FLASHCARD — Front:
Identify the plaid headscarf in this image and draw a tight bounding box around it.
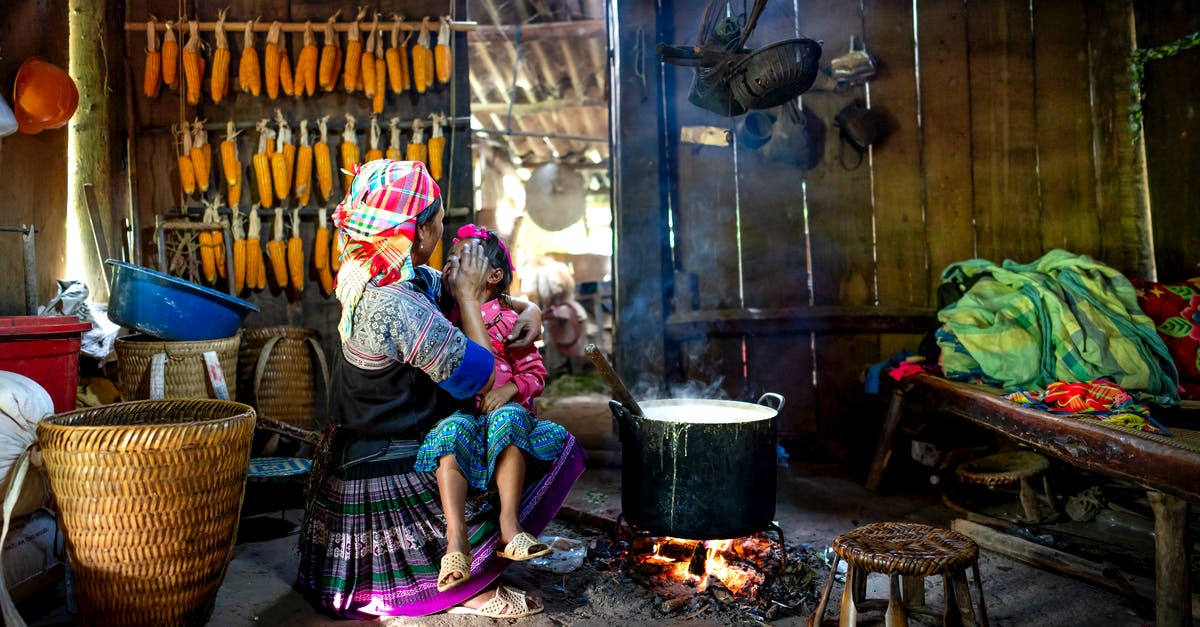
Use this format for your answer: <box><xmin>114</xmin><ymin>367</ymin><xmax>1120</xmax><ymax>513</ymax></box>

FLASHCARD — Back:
<box><xmin>331</xmin><ymin>159</ymin><xmax>441</xmax><ymax>342</ymax></box>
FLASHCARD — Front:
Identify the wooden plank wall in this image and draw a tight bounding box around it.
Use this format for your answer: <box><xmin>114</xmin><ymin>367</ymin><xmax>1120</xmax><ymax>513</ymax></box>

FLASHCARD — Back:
<box><xmin>0</xmin><ymin>0</ymin><xmax>71</xmax><ymax>315</ymax></box>
<box><xmin>124</xmin><ymin>0</ymin><xmax>471</xmax><ymax>360</ymax></box>
<box><xmin>644</xmin><ymin>0</ymin><xmax>1150</xmax><ymax>457</ymax></box>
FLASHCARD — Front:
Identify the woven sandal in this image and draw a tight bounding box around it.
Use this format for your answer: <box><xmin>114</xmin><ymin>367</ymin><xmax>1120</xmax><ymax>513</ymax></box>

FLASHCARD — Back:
<box><xmin>446</xmin><ymin>585</ymin><xmax>544</xmax><ymax>618</ymax></box>
<box><xmin>495</xmin><ymin>531</ymin><xmax>553</xmax><ymax>561</ymax></box>
<box><xmin>437</xmin><ymin>551</ymin><xmax>472</xmax><ymax>592</ymax></box>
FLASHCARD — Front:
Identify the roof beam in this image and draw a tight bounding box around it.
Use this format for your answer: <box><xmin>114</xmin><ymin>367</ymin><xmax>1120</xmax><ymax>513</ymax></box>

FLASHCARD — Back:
<box><xmin>470</xmin><ymin>19</ymin><xmax>604</xmax><ymax>43</ymax></box>
<box><xmin>471</xmin><ymin>97</ymin><xmax>606</xmax><ymax>115</ymax></box>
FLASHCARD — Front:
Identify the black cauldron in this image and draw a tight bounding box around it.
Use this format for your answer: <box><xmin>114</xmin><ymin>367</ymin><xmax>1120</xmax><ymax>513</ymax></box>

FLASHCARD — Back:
<box><xmin>609</xmin><ymin>393</ymin><xmax>784</xmax><ymax>540</ymax></box>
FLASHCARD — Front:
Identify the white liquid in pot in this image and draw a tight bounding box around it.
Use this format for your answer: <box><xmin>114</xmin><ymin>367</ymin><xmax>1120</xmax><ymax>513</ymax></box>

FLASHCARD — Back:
<box><xmin>638</xmin><ymin>400</ymin><xmax>775</xmax><ymax>424</ymax></box>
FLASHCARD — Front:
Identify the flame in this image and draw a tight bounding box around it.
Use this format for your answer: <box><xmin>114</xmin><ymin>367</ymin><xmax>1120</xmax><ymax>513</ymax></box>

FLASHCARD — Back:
<box><xmin>636</xmin><ymin>536</ymin><xmax>766</xmax><ymax>596</ymax></box>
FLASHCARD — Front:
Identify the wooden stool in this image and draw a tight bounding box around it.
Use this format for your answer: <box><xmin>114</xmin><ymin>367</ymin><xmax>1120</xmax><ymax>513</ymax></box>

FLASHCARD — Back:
<box><xmin>812</xmin><ymin>522</ymin><xmax>989</xmax><ymax>627</ymax></box>
<box><xmin>955</xmin><ymin>451</ymin><xmax>1054</xmax><ymax>523</ymax></box>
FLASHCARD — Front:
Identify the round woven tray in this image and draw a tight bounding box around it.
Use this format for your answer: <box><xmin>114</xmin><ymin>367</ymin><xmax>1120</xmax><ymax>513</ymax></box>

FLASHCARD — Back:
<box><xmin>237</xmin><ymin>326</ymin><xmax>328</xmax><ymax>430</ymax></box>
<box><xmin>115</xmin><ymin>333</ymin><xmax>241</xmax><ymax>401</ymax></box>
<box><xmin>36</xmin><ymin>399</ymin><xmax>256</xmax><ymax>626</ymax></box>
<box><xmin>956</xmin><ymin>450</ymin><xmax>1050</xmax><ymax>488</ymax></box>
<box><xmin>833</xmin><ymin>522</ymin><xmax>978</xmax><ymax>577</ymax></box>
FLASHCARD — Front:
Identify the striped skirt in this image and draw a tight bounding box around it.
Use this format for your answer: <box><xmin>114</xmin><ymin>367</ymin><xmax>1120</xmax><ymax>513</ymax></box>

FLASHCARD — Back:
<box><xmin>296</xmin><ymin>427</ymin><xmax>586</xmax><ymax>618</ymax></box>
<box><xmin>413</xmin><ymin>404</ymin><xmax>571</xmax><ymax>489</ymax></box>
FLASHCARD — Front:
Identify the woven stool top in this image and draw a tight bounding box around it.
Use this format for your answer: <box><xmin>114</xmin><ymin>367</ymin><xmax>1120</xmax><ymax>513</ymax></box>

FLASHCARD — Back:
<box><xmin>833</xmin><ymin>522</ymin><xmax>978</xmax><ymax>576</ymax></box>
<box><xmin>956</xmin><ymin>450</ymin><xmax>1049</xmax><ymax>488</ymax></box>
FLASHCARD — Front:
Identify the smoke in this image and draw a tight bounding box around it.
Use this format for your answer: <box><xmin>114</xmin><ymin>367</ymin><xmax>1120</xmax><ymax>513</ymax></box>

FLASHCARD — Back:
<box><xmin>631</xmin><ymin>376</ymin><xmax>729</xmax><ymax>402</ymax></box>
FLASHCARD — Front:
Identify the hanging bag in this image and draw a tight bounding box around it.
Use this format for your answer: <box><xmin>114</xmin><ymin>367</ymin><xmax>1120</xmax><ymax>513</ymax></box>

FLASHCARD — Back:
<box><xmin>834</xmin><ymin>100</ymin><xmax>888</xmax><ymax>169</ymax></box>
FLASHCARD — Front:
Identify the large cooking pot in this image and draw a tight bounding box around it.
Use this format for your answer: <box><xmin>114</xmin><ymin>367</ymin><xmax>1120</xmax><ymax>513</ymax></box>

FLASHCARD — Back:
<box><xmin>609</xmin><ymin>393</ymin><xmax>784</xmax><ymax>540</ymax></box>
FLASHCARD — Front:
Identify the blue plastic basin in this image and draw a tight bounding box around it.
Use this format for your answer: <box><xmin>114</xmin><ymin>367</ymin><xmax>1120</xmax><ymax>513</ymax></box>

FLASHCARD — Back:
<box><xmin>106</xmin><ymin>259</ymin><xmax>259</xmax><ymax>341</ymax></box>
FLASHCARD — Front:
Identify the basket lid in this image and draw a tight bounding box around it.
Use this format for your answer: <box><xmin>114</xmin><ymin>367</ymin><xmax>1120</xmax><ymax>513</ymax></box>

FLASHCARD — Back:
<box><xmin>0</xmin><ymin>315</ymin><xmax>92</xmax><ymax>337</ymax></box>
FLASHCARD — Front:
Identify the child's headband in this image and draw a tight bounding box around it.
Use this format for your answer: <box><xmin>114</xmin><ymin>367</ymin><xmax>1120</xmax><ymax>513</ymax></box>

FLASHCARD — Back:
<box><xmin>454</xmin><ymin>224</ymin><xmax>515</xmax><ymax>271</ymax></box>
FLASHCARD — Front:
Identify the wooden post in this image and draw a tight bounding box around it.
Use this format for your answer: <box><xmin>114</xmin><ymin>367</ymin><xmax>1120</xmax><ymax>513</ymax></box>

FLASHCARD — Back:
<box><xmin>867</xmin><ymin>388</ymin><xmax>906</xmax><ymax>491</ymax></box>
<box><xmin>1148</xmin><ymin>491</ymin><xmax>1191</xmax><ymax>627</ymax></box>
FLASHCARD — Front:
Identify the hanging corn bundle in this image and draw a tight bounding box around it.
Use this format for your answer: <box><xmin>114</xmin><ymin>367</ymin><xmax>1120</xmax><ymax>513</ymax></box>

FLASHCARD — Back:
<box><xmin>272</xmin><ymin>110</ymin><xmax>295</xmax><ymax>201</ymax></box>
<box><xmin>315</xmin><ymin>116</ymin><xmax>334</xmax><ymax>203</ymax></box>
<box><xmin>247</xmin><ymin>205</ymin><xmax>266</xmax><ymax>290</ymax></box>
<box><xmin>407</xmin><ymin>118</ymin><xmax>427</xmax><ymax>167</ymax></box>
<box><xmin>221</xmin><ymin>121</ymin><xmax>242</xmax><ymax>206</ymax></box>
<box><xmin>298</xmin><ymin>21</ymin><xmax>318</xmax><ymax>97</ymax></box>
<box><xmin>210</xmin><ymin>10</ymin><xmax>231</xmax><ymax>103</ymax></box>
<box><xmin>386</xmin><ymin>117</ymin><xmax>403</xmax><ymax>160</ymax></box>
<box><xmin>319</xmin><ymin>11</ymin><xmax>342</xmax><ymax>92</ymax></box>
<box><xmin>143</xmin><ymin>17</ymin><xmax>162</xmax><ymax>98</ymax></box>
<box><xmin>361</xmin><ymin>13</ymin><xmax>380</xmax><ymax>100</ymax></box>
<box><xmin>365</xmin><ymin>115</ymin><xmax>384</xmax><ymax>163</ymax></box>
<box><xmin>239</xmin><ymin>18</ymin><xmax>261</xmax><ymax>96</ymax></box>
<box><xmin>343</xmin><ymin>7</ymin><xmax>367</xmax><ymax>92</ymax></box>
<box><xmin>198</xmin><ymin>201</ymin><xmax>219</xmax><ymax>283</ymax></box>
<box><xmin>294</xmin><ymin>120</ymin><xmax>314</xmax><ymax>206</ymax></box>
<box><xmin>267</xmin><ymin>208</ymin><xmax>289</xmax><ymax>288</ymax></box>
<box><xmin>387</xmin><ymin>16</ymin><xmax>410</xmax><ymax>94</ymax></box>
<box><xmin>288</xmin><ymin>209</ymin><xmax>305</xmax><ymax>292</ymax></box>
<box><xmin>253</xmin><ymin>120</ymin><xmax>276</xmax><ymax>209</ymax></box>
<box><xmin>340</xmin><ymin>113</ymin><xmax>361</xmax><ymax>192</ymax></box>
<box><xmin>427</xmin><ymin>113</ymin><xmax>446</xmax><ymax>180</ymax></box>
<box><xmin>190</xmin><ymin>120</ymin><xmax>211</xmax><ymax>193</ymax></box>
<box><xmin>279</xmin><ymin>35</ymin><xmax>296</xmax><ymax>97</ymax></box>
<box><xmin>435</xmin><ymin>16</ymin><xmax>453</xmax><ymax>85</ymax></box>
<box><xmin>316</xmin><ymin>208</ymin><xmax>335</xmax><ymax>296</ymax></box>
<box><xmin>411</xmin><ymin>18</ymin><xmax>432</xmax><ymax>94</ymax></box>
<box><xmin>176</xmin><ymin>123</ymin><xmax>196</xmax><ymax>196</ymax></box>
<box><xmin>231</xmin><ymin>206</ymin><xmax>246</xmax><ymax>293</ymax></box>
<box><xmin>264</xmin><ymin>21</ymin><xmax>283</xmax><ymax>100</ymax></box>
<box><xmin>162</xmin><ymin>21</ymin><xmax>179</xmax><ymax>89</ymax></box>
<box><xmin>372</xmin><ymin>34</ymin><xmax>387</xmax><ymax>114</ymax></box>
<box><xmin>181</xmin><ymin>21</ymin><xmax>203</xmax><ymax>105</ymax></box>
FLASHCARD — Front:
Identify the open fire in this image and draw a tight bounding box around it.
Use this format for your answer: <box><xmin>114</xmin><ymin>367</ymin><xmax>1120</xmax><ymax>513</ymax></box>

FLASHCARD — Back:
<box><xmin>630</xmin><ymin>535</ymin><xmax>772</xmax><ymax>598</ymax></box>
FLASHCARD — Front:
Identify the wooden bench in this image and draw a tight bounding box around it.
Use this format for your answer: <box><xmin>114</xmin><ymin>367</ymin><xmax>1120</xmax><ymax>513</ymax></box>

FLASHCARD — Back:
<box><xmin>867</xmin><ymin>373</ymin><xmax>1200</xmax><ymax>627</ymax></box>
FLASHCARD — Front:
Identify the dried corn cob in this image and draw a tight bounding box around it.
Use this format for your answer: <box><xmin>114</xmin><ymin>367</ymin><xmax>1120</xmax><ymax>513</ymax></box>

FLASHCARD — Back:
<box><xmin>264</xmin><ymin>21</ymin><xmax>282</xmax><ymax>99</ymax></box>
<box><xmin>365</xmin><ymin>115</ymin><xmax>383</xmax><ymax>162</ymax></box>
<box><xmin>318</xmin><ymin>263</ymin><xmax>335</xmax><ymax>296</ymax></box>
<box><xmin>177</xmin><ymin>124</ymin><xmax>196</xmax><ymax>196</ymax></box>
<box><xmin>315</xmin><ymin>116</ymin><xmax>334</xmax><ymax>202</ymax></box>
<box><xmin>216</xmin><ymin>214</ymin><xmax>228</xmax><ymax>279</ymax></box>
<box><xmin>162</xmin><ymin>21</ymin><xmax>179</xmax><ymax>89</ymax></box>
<box><xmin>331</xmin><ymin>229</ymin><xmax>343</xmax><ymax>271</ymax></box>
<box><xmin>341</xmin><ymin>114</ymin><xmax>360</xmax><ymax>191</ymax></box>
<box><xmin>267</xmin><ymin>208</ymin><xmax>289</xmax><ymax>288</ymax></box>
<box><xmin>361</xmin><ymin>13</ymin><xmax>380</xmax><ymax>99</ymax></box>
<box><xmin>279</xmin><ymin>37</ymin><xmax>295</xmax><ymax>97</ymax></box>
<box><xmin>190</xmin><ymin>120</ymin><xmax>211</xmax><ymax>192</ymax></box>
<box><xmin>221</xmin><ymin>121</ymin><xmax>241</xmax><ymax>187</ymax></box>
<box><xmin>314</xmin><ymin>208</ymin><xmax>330</xmax><ymax>270</ymax></box>
<box><xmin>427</xmin><ymin>113</ymin><xmax>445</xmax><ymax>180</ymax></box>
<box><xmin>386</xmin><ymin>16</ymin><xmax>409</xmax><ymax>94</ymax></box>
<box><xmin>143</xmin><ymin>17</ymin><xmax>162</xmax><ymax>98</ymax></box>
<box><xmin>182</xmin><ymin>21</ymin><xmax>202</xmax><ymax>105</ymax></box>
<box><xmin>386</xmin><ymin>117</ymin><xmax>403</xmax><ymax>160</ymax></box>
<box><xmin>198</xmin><ymin>203</ymin><xmax>218</xmax><ymax>283</ymax></box>
<box><xmin>272</xmin><ymin>110</ymin><xmax>294</xmax><ymax>200</ymax></box>
<box><xmin>372</xmin><ymin>35</ymin><xmax>387</xmax><ymax>114</ymax></box>
<box><xmin>407</xmin><ymin>119</ymin><xmax>427</xmax><ymax>167</ymax></box>
<box><xmin>435</xmin><ymin>16</ymin><xmax>452</xmax><ymax>84</ymax></box>
<box><xmin>231</xmin><ymin>207</ymin><xmax>246</xmax><ymax>293</ymax></box>
<box><xmin>211</xmin><ymin>10</ymin><xmax>231</xmax><ymax>103</ymax></box>
<box><xmin>288</xmin><ymin>209</ymin><xmax>305</xmax><ymax>293</ymax></box>
<box><xmin>295</xmin><ymin>120</ymin><xmax>313</xmax><ymax>206</ymax></box>
<box><xmin>343</xmin><ymin>8</ymin><xmax>367</xmax><ymax>92</ymax></box>
<box><xmin>412</xmin><ymin>18</ymin><xmax>431</xmax><ymax>93</ymax></box>
<box><xmin>247</xmin><ymin>205</ymin><xmax>264</xmax><ymax>289</ymax></box>
<box><xmin>239</xmin><ymin>18</ymin><xmax>261</xmax><ymax>96</ymax></box>
<box><xmin>253</xmin><ymin>121</ymin><xmax>275</xmax><ymax>208</ymax></box>
<box><xmin>319</xmin><ymin>11</ymin><xmax>342</xmax><ymax>92</ymax></box>
<box><xmin>298</xmin><ymin>21</ymin><xmax>318</xmax><ymax>96</ymax></box>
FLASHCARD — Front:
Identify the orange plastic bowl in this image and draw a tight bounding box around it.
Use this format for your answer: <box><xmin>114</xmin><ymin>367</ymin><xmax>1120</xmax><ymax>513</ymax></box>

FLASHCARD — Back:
<box><xmin>13</xmin><ymin>58</ymin><xmax>78</xmax><ymax>134</ymax></box>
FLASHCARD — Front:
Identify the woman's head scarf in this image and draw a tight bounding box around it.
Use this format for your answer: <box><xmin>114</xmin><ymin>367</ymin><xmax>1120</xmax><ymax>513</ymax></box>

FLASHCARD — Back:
<box><xmin>331</xmin><ymin>159</ymin><xmax>441</xmax><ymax>342</ymax></box>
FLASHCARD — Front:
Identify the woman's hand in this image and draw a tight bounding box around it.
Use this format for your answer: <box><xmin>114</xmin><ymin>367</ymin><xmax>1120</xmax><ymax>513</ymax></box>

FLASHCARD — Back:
<box><xmin>480</xmin><ymin>383</ymin><xmax>518</xmax><ymax>413</ymax></box>
<box><xmin>447</xmin><ymin>240</ymin><xmax>488</xmax><ymax>304</ymax></box>
<box><xmin>507</xmin><ymin>301</ymin><xmax>543</xmax><ymax>348</ymax></box>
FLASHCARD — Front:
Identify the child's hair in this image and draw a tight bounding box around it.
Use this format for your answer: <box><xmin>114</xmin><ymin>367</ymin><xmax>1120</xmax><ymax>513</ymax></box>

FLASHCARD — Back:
<box><xmin>455</xmin><ymin>224</ymin><xmax>514</xmax><ymax>301</ymax></box>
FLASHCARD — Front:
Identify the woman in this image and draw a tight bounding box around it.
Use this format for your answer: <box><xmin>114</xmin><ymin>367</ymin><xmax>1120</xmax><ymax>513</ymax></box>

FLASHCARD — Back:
<box><xmin>297</xmin><ymin>160</ymin><xmax>586</xmax><ymax>619</ymax></box>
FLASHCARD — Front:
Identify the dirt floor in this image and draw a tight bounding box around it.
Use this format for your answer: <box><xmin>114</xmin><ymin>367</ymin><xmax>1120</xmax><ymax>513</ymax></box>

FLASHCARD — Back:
<box><xmin>17</xmin><ymin>393</ymin><xmax>1163</xmax><ymax>626</ymax></box>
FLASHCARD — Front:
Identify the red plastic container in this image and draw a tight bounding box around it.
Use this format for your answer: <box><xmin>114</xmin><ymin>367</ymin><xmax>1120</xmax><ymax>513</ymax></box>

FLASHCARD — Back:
<box><xmin>0</xmin><ymin>316</ymin><xmax>92</xmax><ymax>413</ymax></box>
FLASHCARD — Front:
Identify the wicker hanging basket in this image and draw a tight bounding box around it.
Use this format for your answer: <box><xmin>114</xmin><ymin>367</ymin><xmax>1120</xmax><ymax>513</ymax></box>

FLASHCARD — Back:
<box><xmin>115</xmin><ymin>333</ymin><xmax>241</xmax><ymax>401</ymax></box>
<box><xmin>36</xmin><ymin>399</ymin><xmax>256</xmax><ymax>626</ymax></box>
<box><xmin>236</xmin><ymin>326</ymin><xmax>329</xmax><ymax>430</ymax></box>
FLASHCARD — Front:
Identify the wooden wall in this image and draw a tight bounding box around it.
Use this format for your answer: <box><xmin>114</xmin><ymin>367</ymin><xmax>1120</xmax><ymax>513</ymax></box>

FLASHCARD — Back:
<box><xmin>0</xmin><ymin>0</ymin><xmax>71</xmax><ymax>315</ymax></box>
<box><xmin>124</xmin><ymin>0</ymin><xmax>472</xmax><ymax>360</ymax></box>
<box><xmin>613</xmin><ymin>0</ymin><xmax>1155</xmax><ymax>460</ymax></box>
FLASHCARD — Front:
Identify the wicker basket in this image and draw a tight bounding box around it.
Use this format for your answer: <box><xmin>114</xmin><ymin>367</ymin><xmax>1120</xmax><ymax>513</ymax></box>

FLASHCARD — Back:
<box><xmin>36</xmin><ymin>399</ymin><xmax>256</xmax><ymax>626</ymax></box>
<box><xmin>116</xmin><ymin>333</ymin><xmax>241</xmax><ymax>401</ymax></box>
<box><xmin>237</xmin><ymin>326</ymin><xmax>328</xmax><ymax>429</ymax></box>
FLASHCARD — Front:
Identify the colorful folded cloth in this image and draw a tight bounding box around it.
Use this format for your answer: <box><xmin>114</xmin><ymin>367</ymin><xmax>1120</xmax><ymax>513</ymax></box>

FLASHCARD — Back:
<box><xmin>1005</xmin><ymin>379</ymin><xmax>1170</xmax><ymax>435</ymax></box>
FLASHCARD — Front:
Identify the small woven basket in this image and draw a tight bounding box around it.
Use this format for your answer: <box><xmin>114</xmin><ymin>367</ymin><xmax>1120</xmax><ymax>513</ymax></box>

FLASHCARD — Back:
<box><xmin>115</xmin><ymin>333</ymin><xmax>241</xmax><ymax>401</ymax></box>
<box><xmin>36</xmin><ymin>399</ymin><xmax>256</xmax><ymax>626</ymax></box>
<box><xmin>237</xmin><ymin>326</ymin><xmax>328</xmax><ymax>430</ymax></box>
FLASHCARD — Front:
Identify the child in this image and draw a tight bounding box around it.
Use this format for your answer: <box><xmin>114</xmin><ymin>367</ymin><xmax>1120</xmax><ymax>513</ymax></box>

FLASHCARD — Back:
<box><xmin>414</xmin><ymin>224</ymin><xmax>569</xmax><ymax>593</ymax></box>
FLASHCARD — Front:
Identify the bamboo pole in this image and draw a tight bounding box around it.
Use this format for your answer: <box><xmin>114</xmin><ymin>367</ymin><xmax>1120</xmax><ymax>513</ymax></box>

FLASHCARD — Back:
<box><xmin>125</xmin><ymin>20</ymin><xmax>476</xmax><ymax>33</ymax></box>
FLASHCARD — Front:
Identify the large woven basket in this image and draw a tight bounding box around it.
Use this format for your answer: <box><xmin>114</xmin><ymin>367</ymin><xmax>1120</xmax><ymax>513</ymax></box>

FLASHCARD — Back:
<box><xmin>236</xmin><ymin>326</ymin><xmax>328</xmax><ymax>429</ymax></box>
<box><xmin>116</xmin><ymin>333</ymin><xmax>241</xmax><ymax>401</ymax></box>
<box><xmin>36</xmin><ymin>399</ymin><xmax>255</xmax><ymax>626</ymax></box>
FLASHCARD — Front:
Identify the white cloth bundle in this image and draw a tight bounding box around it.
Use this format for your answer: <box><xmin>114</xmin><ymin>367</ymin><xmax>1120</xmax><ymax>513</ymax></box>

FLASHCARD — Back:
<box><xmin>0</xmin><ymin>372</ymin><xmax>51</xmax><ymax>485</ymax></box>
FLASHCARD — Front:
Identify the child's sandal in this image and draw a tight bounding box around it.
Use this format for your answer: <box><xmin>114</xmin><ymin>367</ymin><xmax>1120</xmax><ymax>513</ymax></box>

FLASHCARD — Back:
<box><xmin>437</xmin><ymin>551</ymin><xmax>472</xmax><ymax>592</ymax></box>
